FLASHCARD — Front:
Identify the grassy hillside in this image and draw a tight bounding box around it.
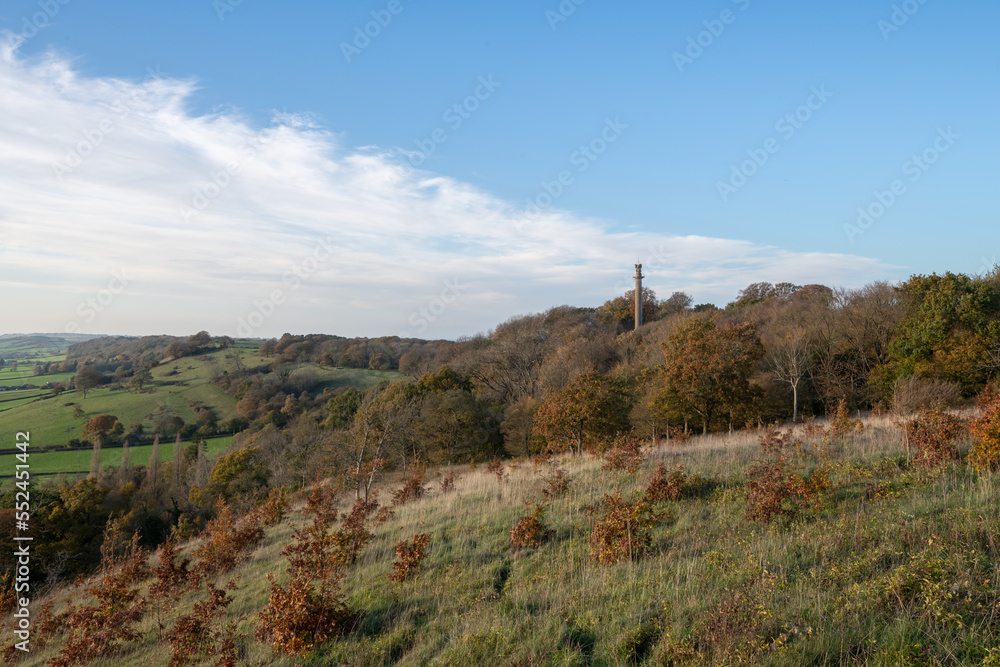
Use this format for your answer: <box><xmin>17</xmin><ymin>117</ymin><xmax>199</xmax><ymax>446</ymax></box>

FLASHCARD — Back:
<box><xmin>12</xmin><ymin>415</ymin><xmax>1000</xmax><ymax>666</ymax></box>
<box><xmin>0</xmin><ymin>333</ymin><xmax>101</xmax><ymax>359</ymax></box>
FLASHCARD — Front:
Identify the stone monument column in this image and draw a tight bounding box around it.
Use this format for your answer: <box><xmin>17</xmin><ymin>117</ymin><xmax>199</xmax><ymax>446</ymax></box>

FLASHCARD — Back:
<box><xmin>634</xmin><ymin>264</ymin><xmax>643</xmax><ymax>329</ymax></box>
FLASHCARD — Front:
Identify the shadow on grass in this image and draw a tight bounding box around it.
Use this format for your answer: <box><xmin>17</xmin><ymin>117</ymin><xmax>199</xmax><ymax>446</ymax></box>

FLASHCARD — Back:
<box><xmin>561</xmin><ymin>623</ymin><xmax>597</xmax><ymax>665</ymax></box>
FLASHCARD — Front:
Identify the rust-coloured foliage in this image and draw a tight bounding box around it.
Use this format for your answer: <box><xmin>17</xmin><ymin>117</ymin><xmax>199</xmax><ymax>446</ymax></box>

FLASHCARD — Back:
<box><xmin>34</xmin><ymin>599</ymin><xmax>69</xmax><ymax>648</ymax></box>
<box><xmin>374</xmin><ymin>505</ymin><xmax>395</xmax><ymax>525</ymax></box>
<box><xmin>166</xmin><ymin>581</ymin><xmax>238</xmax><ymax>667</ymax></box>
<box><xmin>969</xmin><ymin>386</ymin><xmax>1000</xmax><ymax>471</ymax></box>
<box><xmin>899</xmin><ymin>409</ymin><xmax>966</xmax><ymax>468</ymax></box>
<box><xmin>1</xmin><ymin>598</ymin><xmax>68</xmax><ymax>662</ymax></box>
<box><xmin>540</xmin><ymin>467</ymin><xmax>572</xmax><ymax>500</ymax></box>
<box><xmin>668</xmin><ymin>425</ymin><xmax>691</xmax><ymax>443</ymax></box>
<box><xmin>331</xmin><ymin>497</ymin><xmax>377</xmax><ymax>567</ymax></box>
<box><xmin>587</xmin><ymin>492</ymin><xmax>664</xmax><ymax>565</ymax></box>
<box><xmin>644</xmin><ymin>462</ymin><xmax>689</xmax><ymax>503</ymax></box>
<box><xmin>192</xmin><ymin>502</ymin><xmax>265</xmax><ymax>577</ymax></box>
<box><xmin>150</xmin><ymin>539</ymin><xmax>197</xmax><ymax>604</ymax></box>
<box><xmin>510</xmin><ymin>504</ymin><xmax>553</xmax><ymax>552</ymax></box>
<box><xmin>388</xmin><ymin>533</ymin><xmax>431</xmax><ymax>582</ymax></box>
<box><xmin>532</xmin><ymin>371</ymin><xmax>632</xmax><ymax>456</ymax></box>
<box><xmin>799</xmin><ymin>419</ymin><xmax>824</xmax><ymax>440</ymax></box>
<box><xmin>487</xmin><ymin>457</ymin><xmax>507</xmax><ymax>483</ymax></box>
<box><xmin>49</xmin><ymin>525</ymin><xmax>149</xmax><ymax>667</ymax></box>
<box><xmin>531</xmin><ymin>450</ymin><xmax>553</xmax><ymax>466</ymax></box>
<box><xmin>439</xmin><ymin>470</ymin><xmax>457</xmax><ymax>493</ymax></box>
<box><xmin>391</xmin><ymin>465</ymin><xmax>428</xmax><ymax>506</ymax></box>
<box><xmin>828</xmin><ymin>398</ymin><xmax>864</xmax><ymax>439</ymax></box>
<box><xmin>745</xmin><ymin>428</ymin><xmax>828</xmax><ymax>524</ymax></box>
<box><xmin>256</xmin><ymin>485</ymin><xmax>355</xmax><ymax>656</ymax></box>
<box><xmin>257</xmin><ymin>571</ymin><xmax>352</xmax><ymax>656</ymax></box>
<box><xmin>256</xmin><ymin>486</ymin><xmax>290</xmax><ymax>526</ymax></box>
<box><xmin>602</xmin><ymin>435</ymin><xmax>644</xmax><ymax>473</ymax></box>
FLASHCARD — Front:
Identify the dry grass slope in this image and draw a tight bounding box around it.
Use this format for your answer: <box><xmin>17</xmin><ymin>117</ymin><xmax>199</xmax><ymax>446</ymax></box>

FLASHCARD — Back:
<box><xmin>7</xmin><ymin>412</ymin><xmax>1000</xmax><ymax>666</ymax></box>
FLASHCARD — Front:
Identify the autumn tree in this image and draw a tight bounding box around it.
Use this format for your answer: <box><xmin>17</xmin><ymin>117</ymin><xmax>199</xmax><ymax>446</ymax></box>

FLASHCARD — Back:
<box><xmin>257</xmin><ymin>485</ymin><xmax>354</xmax><ymax>655</ymax></box>
<box><xmin>501</xmin><ymin>397</ymin><xmax>544</xmax><ymax>457</ymax></box>
<box><xmin>767</xmin><ymin>329</ymin><xmax>812</xmax><ymax>421</ymax></box>
<box><xmin>597</xmin><ymin>288</ymin><xmax>660</xmax><ymax>330</ymax></box>
<box><xmin>323</xmin><ymin>387</ymin><xmax>362</xmax><ymax>430</ymax></box>
<box><xmin>130</xmin><ymin>367</ymin><xmax>152</xmax><ymax>391</ymax></box>
<box><xmin>89</xmin><ymin>437</ymin><xmax>104</xmax><ymax>481</ymax></box>
<box><xmin>144</xmin><ymin>436</ymin><xmax>163</xmax><ymax>501</ymax></box>
<box><xmin>727</xmin><ymin>281</ymin><xmax>802</xmax><ymax>311</ymax></box>
<box><xmin>656</xmin><ymin>316</ymin><xmax>764</xmax><ymax>434</ymax></box>
<box><xmin>335</xmin><ymin>384</ymin><xmax>416</xmax><ymax>502</ymax></box>
<box><xmin>413</xmin><ymin>389</ymin><xmax>500</xmax><ymax>465</ymax></box>
<box><xmin>193</xmin><ymin>445</ymin><xmax>269</xmax><ymax>507</ymax></box>
<box><xmin>532</xmin><ymin>370</ymin><xmax>632</xmax><ymax>455</ymax></box>
<box><xmin>465</xmin><ymin>314</ymin><xmax>551</xmax><ymax>404</ymax></box>
<box><xmin>189</xmin><ymin>330</ymin><xmax>213</xmax><ymax>349</ymax></box>
<box><xmin>75</xmin><ymin>363</ymin><xmax>103</xmax><ymax>398</ymax></box>
<box><xmin>659</xmin><ymin>291</ymin><xmax>693</xmax><ymax>319</ymax></box>
<box><xmin>82</xmin><ymin>414</ymin><xmax>119</xmax><ymax>441</ymax></box>
<box><xmin>882</xmin><ymin>272</ymin><xmax>1000</xmax><ymax>396</ymax></box>
<box><xmin>170</xmin><ymin>434</ymin><xmax>187</xmax><ymax>502</ymax></box>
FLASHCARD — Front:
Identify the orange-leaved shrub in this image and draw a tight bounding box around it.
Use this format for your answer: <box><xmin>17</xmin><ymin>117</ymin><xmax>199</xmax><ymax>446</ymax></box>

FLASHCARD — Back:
<box><xmin>970</xmin><ymin>386</ymin><xmax>1000</xmax><ymax>471</ymax></box>
<box><xmin>745</xmin><ymin>428</ymin><xmax>828</xmax><ymax>524</ymax></box>
<box><xmin>149</xmin><ymin>538</ymin><xmax>198</xmax><ymax>642</ymax></box>
<box><xmin>487</xmin><ymin>457</ymin><xmax>507</xmax><ymax>484</ymax></box>
<box><xmin>602</xmin><ymin>435</ymin><xmax>644</xmax><ymax>474</ymax></box>
<box><xmin>668</xmin><ymin>425</ymin><xmax>691</xmax><ymax>444</ymax></box>
<box><xmin>150</xmin><ymin>539</ymin><xmax>197</xmax><ymax>603</ymax></box>
<box><xmin>531</xmin><ymin>450</ymin><xmax>552</xmax><ymax>466</ymax></box>
<box><xmin>587</xmin><ymin>492</ymin><xmax>664</xmax><ymax>565</ymax></box>
<box><xmin>540</xmin><ymin>467</ymin><xmax>571</xmax><ymax>500</ymax></box>
<box><xmin>331</xmin><ymin>497</ymin><xmax>377</xmax><ymax>567</ymax></box>
<box><xmin>644</xmin><ymin>462</ymin><xmax>695</xmax><ymax>502</ymax></box>
<box><xmin>388</xmin><ymin>533</ymin><xmax>431</xmax><ymax>582</ymax></box>
<box><xmin>899</xmin><ymin>409</ymin><xmax>966</xmax><ymax>468</ymax></box>
<box><xmin>510</xmin><ymin>503</ymin><xmax>553</xmax><ymax>551</ymax></box>
<box><xmin>166</xmin><ymin>580</ymin><xmax>238</xmax><ymax>667</ymax></box>
<box><xmin>256</xmin><ymin>486</ymin><xmax>290</xmax><ymax>526</ymax></box>
<box><xmin>256</xmin><ymin>485</ymin><xmax>355</xmax><ymax>656</ymax></box>
<box><xmin>192</xmin><ymin>502</ymin><xmax>265</xmax><ymax>578</ymax></box>
<box><xmin>50</xmin><ymin>524</ymin><xmax>149</xmax><ymax>667</ymax></box>
<box><xmin>827</xmin><ymin>398</ymin><xmax>863</xmax><ymax>439</ymax></box>
<box><xmin>391</xmin><ymin>464</ymin><xmax>428</xmax><ymax>506</ymax></box>
<box><xmin>439</xmin><ymin>470</ymin><xmax>456</xmax><ymax>493</ymax></box>
<box><xmin>374</xmin><ymin>505</ymin><xmax>395</xmax><ymax>525</ymax></box>
<box><xmin>1</xmin><ymin>598</ymin><xmax>68</xmax><ymax>662</ymax></box>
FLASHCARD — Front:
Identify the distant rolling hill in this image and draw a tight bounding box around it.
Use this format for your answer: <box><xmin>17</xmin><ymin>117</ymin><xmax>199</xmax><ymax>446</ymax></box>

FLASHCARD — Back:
<box><xmin>0</xmin><ymin>333</ymin><xmax>104</xmax><ymax>359</ymax></box>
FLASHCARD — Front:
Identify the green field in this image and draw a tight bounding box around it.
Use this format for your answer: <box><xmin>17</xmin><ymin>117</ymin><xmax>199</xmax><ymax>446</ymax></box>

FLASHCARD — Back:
<box><xmin>0</xmin><ymin>369</ymin><xmax>75</xmax><ymax>388</ymax></box>
<box><xmin>284</xmin><ymin>363</ymin><xmax>404</xmax><ymax>392</ymax></box>
<box><xmin>0</xmin><ymin>435</ymin><xmax>233</xmax><ymax>482</ymax></box>
<box><xmin>0</xmin><ymin>392</ymin><xmax>50</xmax><ymax>412</ymax></box>
<box><xmin>0</xmin><ymin>345</ymin><xmax>404</xmax><ymax>468</ymax></box>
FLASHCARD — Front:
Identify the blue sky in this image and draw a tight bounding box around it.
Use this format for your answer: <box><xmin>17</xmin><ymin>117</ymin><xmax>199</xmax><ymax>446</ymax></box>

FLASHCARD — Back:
<box><xmin>1</xmin><ymin>0</ymin><xmax>997</xmax><ymax>338</ymax></box>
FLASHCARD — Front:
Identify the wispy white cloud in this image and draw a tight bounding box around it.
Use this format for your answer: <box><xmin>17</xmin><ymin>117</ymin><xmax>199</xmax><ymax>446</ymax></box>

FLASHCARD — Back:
<box><xmin>0</xmin><ymin>41</ymin><xmax>897</xmax><ymax>338</ymax></box>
